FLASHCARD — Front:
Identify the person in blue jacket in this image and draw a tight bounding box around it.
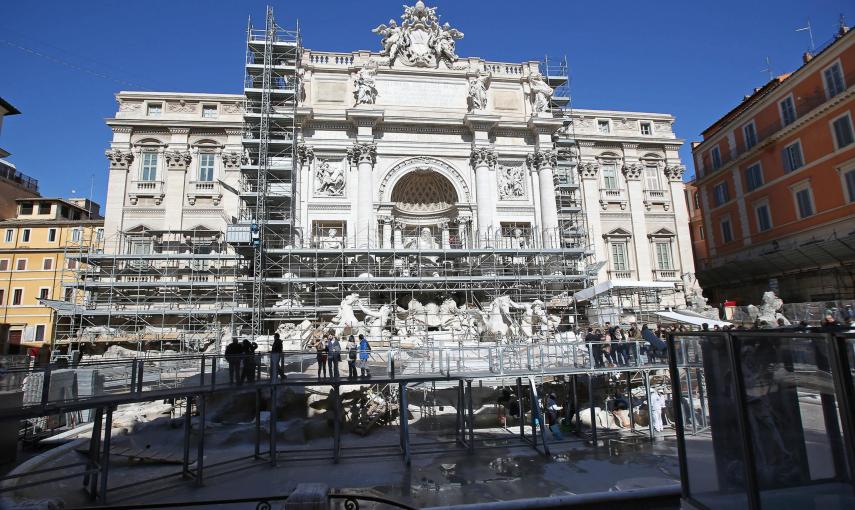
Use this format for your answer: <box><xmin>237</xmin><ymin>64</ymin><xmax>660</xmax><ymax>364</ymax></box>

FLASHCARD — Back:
<box><xmin>358</xmin><ymin>334</ymin><xmax>372</xmax><ymax>378</ymax></box>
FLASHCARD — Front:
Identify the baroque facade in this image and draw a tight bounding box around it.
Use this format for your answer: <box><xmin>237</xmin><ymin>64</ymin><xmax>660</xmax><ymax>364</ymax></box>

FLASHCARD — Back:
<box><xmin>71</xmin><ymin>2</ymin><xmax>697</xmax><ymax>346</ymax></box>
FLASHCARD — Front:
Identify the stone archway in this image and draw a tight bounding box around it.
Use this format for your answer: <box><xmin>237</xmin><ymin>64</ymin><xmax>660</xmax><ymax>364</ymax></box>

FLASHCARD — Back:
<box><xmin>390</xmin><ymin>169</ymin><xmax>458</xmax><ymax>215</ymax></box>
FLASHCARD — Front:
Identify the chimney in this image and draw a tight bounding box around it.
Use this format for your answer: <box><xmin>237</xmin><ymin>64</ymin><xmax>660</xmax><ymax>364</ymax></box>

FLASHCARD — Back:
<box><xmin>802</xmin><ymin>51</ymin><xmax>813</xmax><ymax>64</ymax></box>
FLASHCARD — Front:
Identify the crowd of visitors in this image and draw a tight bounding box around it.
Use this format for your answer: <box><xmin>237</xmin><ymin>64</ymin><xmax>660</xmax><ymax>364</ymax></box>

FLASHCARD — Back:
<box><xmin>312</xmin><ymin>333</ymin><xmax>372</xmax><ymax>380</ymax></box>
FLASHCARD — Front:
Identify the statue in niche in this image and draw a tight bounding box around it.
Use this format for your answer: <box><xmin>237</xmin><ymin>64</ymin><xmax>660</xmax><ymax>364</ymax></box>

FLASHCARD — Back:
<box><xmin>323</xmin><ymin>228</ymin><xmax>342</xmax><ymax>249</ymax></box>
<box><xmin>354</xmin><ymin>59</ymin><xmax>378</xmax><ymax>105</ymax></box>
<box><xmin>372</xmin><ymin>19</ymin><xmax>406</xmax><ymax>64</ymax></box>
<box><xmin>315</xmin><ymin>160</ymin><xmax>345</xmax><ymax>196</ymax></box>
<box><xmin>512</xmin><ymin>228</ymin><xmax>527</xmax><ymax>249</ymax></box>
<box><xmin>528</xmin><ymin>73</ymin><xmax>554</xmax><ymax>113</ymax></box>
<box><xmin>407</xmin><ymin>227</ymin><xmax>438</xmax><ymax>250</ymax></box>
<box><xmin>497</xmin><ymin>164</ymin><xmax>525</xmax><ymax>199</ymax></box>
<box><xmin>467</xmin><ymin>72</ymin><xmax>491</xmax><ymax>111</ymax></box>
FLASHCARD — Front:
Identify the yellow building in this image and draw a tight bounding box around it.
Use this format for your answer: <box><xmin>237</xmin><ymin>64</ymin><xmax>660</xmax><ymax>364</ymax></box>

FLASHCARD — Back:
<box><xmin>0</xmin><ymin>198</ymin><xmax>102</xmax><ymax>354</ymax></box>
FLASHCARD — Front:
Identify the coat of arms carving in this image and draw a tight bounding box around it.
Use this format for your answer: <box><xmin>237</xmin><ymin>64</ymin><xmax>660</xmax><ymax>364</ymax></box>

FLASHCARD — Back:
<box><xmin>372</xmin><ymin>1</ymin><xmax>464</xmax><ymax>68</ymax></box>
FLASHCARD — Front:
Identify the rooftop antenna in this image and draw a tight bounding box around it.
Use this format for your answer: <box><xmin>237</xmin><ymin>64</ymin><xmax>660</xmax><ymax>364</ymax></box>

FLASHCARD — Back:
<box><xmin>796</xmin><ymin>20</ymin><xmax>815</xmax><ymax>52</ymax></box>
<box><xmin>761</xmin><ymin>56</ymin><xmax>774</xmax><ymax>81</ymax></box>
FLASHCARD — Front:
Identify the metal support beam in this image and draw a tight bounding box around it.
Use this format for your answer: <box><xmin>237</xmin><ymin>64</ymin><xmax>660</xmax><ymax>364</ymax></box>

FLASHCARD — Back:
<box><xmin>456</xmin><ymin>380</ymin><xmax>465</xmax><ymax>447</ymax></box>
<box><xmin>333</xmin><ymin>384</ymin><xmax>341</xmax><ymax>463</ymax></box>
<box><xmin>626</xmin><ymin>371</ymin><xmax>635</xmax><ymax>432</ymax></box>
<box><xmin>466</xmin><ymin>379</ymin><xmax>475</xmax><ymax>451</ymax></box>
<box><xmin>588</xmin><ymin>374</ymin><xmax>597</xmax><ymax>445</ymax></box>
<box><xmin>270</xmin><ymin>385</ymin><xmax>277</xmax><ymax>466</ymax></box>
<box><xmin>195</xmin><ymin>394</ymin><xmax>206</xmax><ymax>487</ymax></box>
<box><xmin>516</xmin><ymin>377</ymin><xmax>524</xmax><ymax>441</ymax></box>
<box><xmin>98</xmin><ymin>405</ymin><xmax>114</xmax><ymax>504</ymax></box>
<box><xmin>399</xmin><ymin>382</ymin><xmax>410</xmax><ymax>465</ymax></box>
<box><xmin>83</xmin><ymin>406</ymin><xmax>103</xmax><ymax>498</ymax></box>
<box><xmin>182</xmin><ymin>398</ymin><xmax>192</xmax><ymax>479</ymax></box>
<box><xmin>685</xmin><ymin>368</ymin><xmax>697</xmax><ymax>435</ymax></box>
<box><xmin>643</xmin><ymin>370</ymin><xmax>654</xmax><ymax>440</ymax></box>
<box><xmin>572</xmin><ymin>374</ymin><xmax>580</xmax><ymax>437</ymax></box>
<box><xmin>254</xmin><ymin>389</ymin><xmax>262</xmax><ymax>459</ymax></box>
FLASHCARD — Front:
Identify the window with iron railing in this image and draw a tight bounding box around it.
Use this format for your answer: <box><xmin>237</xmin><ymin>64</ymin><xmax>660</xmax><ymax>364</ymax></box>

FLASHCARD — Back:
<box><xmin>782</xmin><ymin>141</ymin><xmax>804</xmax><ymax>173</ymax></box>
<box><xmin>198</xmin><ymin>153</ymin><xmax>215</xmax><ymax>182</ymax></box>
<box><xmin>780</xmin><ymin>96</ymin><xmax>797</xmax><ymax>126</ymax></box>
<box><xmin>745</xmin><ymin>163</ymin><xmax>763</xmax><ymax>192</ymax></box>
<box><xmin>824</xmin><ymin>62</ymin><xmax>846</xmax><ymax>99</ymax></box>
<box><xmin>140</xmin><ymin>152</ymin><xmax>158</xmax><ymax>181</ymax></box>
<box><xmin>832</xmin><ymin>114</ymin><xmax>854</xmax><ymax>149</ymax></box>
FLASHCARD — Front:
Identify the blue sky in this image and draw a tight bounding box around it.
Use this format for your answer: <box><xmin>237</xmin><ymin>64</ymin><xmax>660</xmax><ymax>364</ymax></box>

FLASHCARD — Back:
<box><xmin>0</xmin><ymin>0</ymin><xmax>851</xmax><ymax>205</ymax></box>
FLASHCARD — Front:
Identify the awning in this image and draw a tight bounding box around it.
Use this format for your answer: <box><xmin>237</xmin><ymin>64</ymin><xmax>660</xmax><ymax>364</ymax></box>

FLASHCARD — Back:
<box><xmin>573</xmin><ymin>280</ymin><xmax>675</xmax><ymax>302</ymax></box>
<box><xmin>656</xmin><ymin>310</ymin><xmax>732</xmax><ymax>328</ymax></box>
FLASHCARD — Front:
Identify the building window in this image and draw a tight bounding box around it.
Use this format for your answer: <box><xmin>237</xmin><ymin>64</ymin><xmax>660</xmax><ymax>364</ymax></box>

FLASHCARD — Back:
<box><xmin>198</xmin><ymin>153</ymin><xmax>215</xmax><ymax>182</ymax></box>
<box><xmin>654</xmin><ymin>242</ymin><xmax>673</xmax><ymax>270</ymax></box>
<box><xmin>34</xmin><ymin>325</ymin><xmax>45</xmax><ymax>342</ymax></box>
<box><xmin>720</xmin><ymin>218</ymin><xmax>733</xmax><ymax>243</ymax></box>
<box><xmin>601</xmin><ymin>162</ymin><xmax>619</xmax><ymax>189</ymax></box>
<box><xmin>640</xmin><ymin>122</ymin><xmax>652</xmax><ymax>136</ymax></box>
<box><xmin>64</xmin><ymin>288</ymin><xmax>74</xmax><ymax>302</ymax></box>
<box><xmin>47</xmin><ymin>228</ymin><xmax>57</xmax><ymax>242</ymax></box>
<box><xmin>755</xmin><ymin>203</ymin><xmax>772</xmax><ymax>232</ymax></box>
<box><xmin>780</xmin><ymin>96</ymin><xmax>797</xmax><ymax>126</ymax></box>
<box><xmin>0</xmin><ymin>289</ymin><xmax>4</xmax><ymax>305</ymax></box>
<box><xmin>743</xmin><ymin>122</ymin><xmax>757</xmax><ymax>150</ymax></box>
<box><xmin>693</xmin><ymin>192</ymin><xmax>700</xmax><ymax>209</ymax></box>
<box><xmin>824</xmin><ymin>62</ymin><xmax>846</xmax><ymax>99</ymax></box>
<box><xmin>71</xmin><ymin>228</ymin><xmax>82</xmax><ymax>242</ymax></box>
<box><xmin>96</xmin><ymin>228</ymin><xmax>104</xmax><ymax>242</ymax></box>
<box><xmin>12</xmin><ymin>289</ymin><xmax>22</xmax><ymax>306</ymax></box>
<box><xmin>38</xmin><ymin>288</ymin><xmax>49</xmax><ymax>300</ymax></box>
<box><xmin>42</xmin><ymin>258</ymin><xmax>53</xmax><ymax>270</ymax></box>
<box><xmin>745</xmin><ymin>163</ymin><xmax>763</xmax><ymax>192</ymax></box>
<box><xmin>713</xmin><ymin>181</ymin><xmax>729</xmax><ymax>206</ymax></box>
<box><xmin>610</xmin><ymin>242</ymin><xmax>629</xmax><ymax>271</ymax></box>
<box><xmin>67</xmin><ymin>259</ymin><xmax>78</xmax><ymax>270</ymax></box>
<box><xmin>147</xmin><ymin>102</ymin><xmax>163</xmax><ymax>117</ymax></box>
<box><xmin>4</xmin><ymin>229</ymin><xmax>12</xmax><ymax>243</ymax></box>
<box><xmin>597</xmin><ymin>120</ymin><xmax>610</xmax><ymax>134</ymax></box>
<box><xmin>0</xmin><ymin>259</ymin><xmax>7</xmax><ymax>271</ymax></box>
<box><xmin>711</xmin><ymin>146</ymin><xmax>721</xmax><ymax>170</ymax></box>
<box><xmin>643</xmin><ymin>165</ymin><xmax>660</xmax><ymax>190</ymax></box>
<box><xmin>19</xmin><ymin>202</ymin><xmax>33</xmax><ymax>215</ymax></box>
<box><xmin>794</xmin><ymin>186</ymin><xmax>815</xmax><ymax>219</ymax></box>
<box><xmin>782</xmin><ymin>141</ymin><xmax>804</xmax><ymax>173</ymax></box>
<box><xmin>202</xmin><ymin>104</ymin><xmax>218</xmax><ymax>118</ymax></box>
<box><xmin>22</xmin><ymin>229</ymin><xmax>30</xmax><ymax>242</ymax></box>
<box><xmin>845</xmin><ymin>169</ymin><xmax>855</xmax><ymax>203</ymax></box>
<box><xmin>832</xmin><ymin>114</ymin><xmax>854</xmax><ymax>149</ymax></box>
<box><xmin>698</xmin><ymin>225</ymin><xmax>705</xmax><ymax>240</ymax></box>
<box><xmin>140</xmin><ymin>152</ymin><xmax>158</xmax><ymax>181</ymax></box>
<box><xmin>16</xmin><ymin>259</ymin><xmax>26</xmax><ymax>271</ymax></box>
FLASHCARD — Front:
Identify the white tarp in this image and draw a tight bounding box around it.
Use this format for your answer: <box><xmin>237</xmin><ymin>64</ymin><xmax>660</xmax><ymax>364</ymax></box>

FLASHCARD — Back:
<box><xmin>573</xmin><ymin>280</ymin><xmax>675</xmax><ymax>302</ymax></box>
<box><xmin>656</xmin><ymin>310</ymin><xmax>732</xmax><ymax>328</ymax></box>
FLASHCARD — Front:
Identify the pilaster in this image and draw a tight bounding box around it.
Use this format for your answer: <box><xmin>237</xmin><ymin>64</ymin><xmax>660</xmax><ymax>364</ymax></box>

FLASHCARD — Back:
<box><xmin>623</xmin><ymin>162</ymin><xmax>652</xmax><ymax>280</ymax></box>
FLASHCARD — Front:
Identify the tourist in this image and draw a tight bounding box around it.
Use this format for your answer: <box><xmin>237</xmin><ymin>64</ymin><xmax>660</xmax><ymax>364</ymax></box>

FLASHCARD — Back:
<box><xmin>315</xmin><ymin>336</ymin><xmax>328</xmax><ymax>379</ymax></box>
<box><xmin>820</xmin><ymin>314</ymin><xmax>847</xmax><ymax>332</ymax></box>
<box><xmin>271</xmin><ymin>332</ymin><xmax>284</xmax><ymax>379</ymax></box>
<box><xmin>602</xmin><ymin>329</ymin><xmax>616</xmax><ymax>368</ymax></box>
<box><xmin>613</xmin><ymin>327</ymin><xmax>629</xmax><ymax>366</ymax></box>
<box><xmin>358</xmin><ymin>334</ymin><xmax>372</xmax><ymax>377</ymax></box>
<box><xmin>587</xmin><ymin>328</ymin><xmax>604</xmax><ymax>368</ymax></box>
<box><xmin>346</xmin><ymin>335</ymin><xmax>358</xmax><ymax>379</ymax></box>
<box><xmin>328</xmin><ymin>336</ymin><xmax>342</xmax><ymax>379</ymax></box>
<box><xmin>225</xmin><ymin>337</ymin><xmax>242</xmax><ymax>384</ymax></box>
<box><xmin>241</xmin><ymin>340</ymin><xmax>258</xmax><ymax>384</ymax></box>
<box><xmin>701</xmin><ymin>323</ymin><xmax>709</xmax><ymax>331</ymax></box>
<box><xmin>546</xmin><ymin>392</ymin><xmax>563</xmax><ymax>440</ymax></box>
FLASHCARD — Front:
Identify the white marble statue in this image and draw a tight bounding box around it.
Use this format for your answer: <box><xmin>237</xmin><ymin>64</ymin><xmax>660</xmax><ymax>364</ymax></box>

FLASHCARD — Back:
<box><xmin>510</xmin><ymin>299</ymin><xmax>560</xmax><ymax>341</ymax></box>
<box><xmin>372</xmin><ymin>19</ymin><xmax>406</xmax><ymax>64</ymax></box>
<box><xmin>329</xmin><ymin>293</ymin><xmax>362</xmax><ymax>335</ymax></box>
<box><xmin>476</xmin><ymin>296</ymin><xmax>514</xmax><ymax>342</ymax></box>
<box><xmin>358</xmin><ymin>301</ymin><xmax>393</xmax><ymax>343</ymax></box>
<box><xmin>354</xmin><ymin>60</ymin><xmax>378</xmax><ymax>105</ymax></box>
<box><xmin>467</xmin><ymin>72</ymin><xmax>491</xmax><ymax>111</ymax></box>
<box><xmin>528</xmin><ymin>73</ymin><xmax>554</xmax><ymax>113</ymax></box>
<box><xmin>431</xmin><ymin>22</ymin><xmax>463</xmax><ymax>64</ymax></box>
<box><xmin>747</xmin><ymin>291</ymin><xmax>791</xmax><ymax>326</ymax></box>
<box><xmin>322</xmin><ymin>228</ymin><xmax>342</xmax><ymax>249</ymax></box>
<box><xmin>315</xmin><ymin>160</ymin><xmax>345</xmax><ymax>196</ymax></box>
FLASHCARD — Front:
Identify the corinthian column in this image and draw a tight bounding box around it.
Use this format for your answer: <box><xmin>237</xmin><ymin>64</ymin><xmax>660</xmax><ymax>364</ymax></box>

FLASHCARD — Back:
<box><xmin>534</xmin><ymin>150</ymin><xmax>559</xmax><ymax>245</ymax></box>
<box><xmin>347</xmin><ymin>142</ymin><xmax>377</xmax><ymax>248</ymax></box>
<box><xmin>296</xmin><ymin>143</ymin><xmax>314</xmax><ymax>239</ymax></box>
<box><xmin>470</xmin><ymin>147</ymin><xmax>497</xmax><ymax>246</ymax></box>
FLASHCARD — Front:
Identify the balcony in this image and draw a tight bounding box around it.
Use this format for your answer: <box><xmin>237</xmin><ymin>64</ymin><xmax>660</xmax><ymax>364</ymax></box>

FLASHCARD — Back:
<box><xmin>129</xmin><ymin>180</ymin><xmax>165</xmax><ymax>205</ymax></box>
<box><xmin>187</xmin><ymin>181</ymin><xmax>222</xmax><ymax>206</ymax></box>
<box><xmin>599</xmin><ymin>188</ymin><xmax>627</xmax><ymax>210</ymax></box>
<box><xmin>653</xmin><ymin>268</ymin><xmax>680</xmax><ymax>281</ymax></box>
<box><xmin>643</xmin><ymin>189</ymin><xmax>671</xmax><ymax>210</ymax></box>
<box><xmin>607</xmin><ymin>269</ymin><xmax>634</xmax><ymax>280</ymax></box>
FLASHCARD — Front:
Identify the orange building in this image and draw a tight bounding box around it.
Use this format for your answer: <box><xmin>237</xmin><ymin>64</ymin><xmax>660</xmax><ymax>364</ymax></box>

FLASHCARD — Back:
<box><xmin>692</xmin><ymin>24</ymin><xmax>855</xmax><ymax>305</ymax></box>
